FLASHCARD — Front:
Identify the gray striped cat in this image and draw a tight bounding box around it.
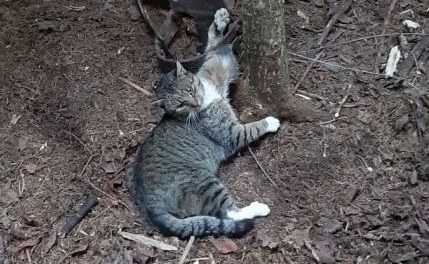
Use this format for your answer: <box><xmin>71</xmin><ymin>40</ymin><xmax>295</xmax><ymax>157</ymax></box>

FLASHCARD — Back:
<box><xmin>133</xmin><ymin>8</ymin><xmax>280</xmax><ymax>239</ymax></box>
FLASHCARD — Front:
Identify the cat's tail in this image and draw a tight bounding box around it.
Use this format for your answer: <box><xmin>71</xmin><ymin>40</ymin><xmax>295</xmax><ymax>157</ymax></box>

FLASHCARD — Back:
<box><xmin>150</xmin><ymin>213</ymin><xmax>253</xmax><ymax>239</ymax></box>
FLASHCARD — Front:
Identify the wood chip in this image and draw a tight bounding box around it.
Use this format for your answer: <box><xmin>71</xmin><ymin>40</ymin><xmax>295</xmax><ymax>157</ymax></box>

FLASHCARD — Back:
<box><xmin>118</xmin><ymin>231</ymin><xmax>178</xmax><ymax>251</ymax></box>
<box><xmin>385</xmin><ymin>46</ymin><xmax>401</xmax><ymax>77</ymax></box>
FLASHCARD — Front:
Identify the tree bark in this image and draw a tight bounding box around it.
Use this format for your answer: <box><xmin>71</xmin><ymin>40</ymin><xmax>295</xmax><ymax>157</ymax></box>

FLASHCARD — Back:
<box><xmin>237</xmin><ymin>0</ymin><xmax>320</xmax><ymax>123</ymax></box>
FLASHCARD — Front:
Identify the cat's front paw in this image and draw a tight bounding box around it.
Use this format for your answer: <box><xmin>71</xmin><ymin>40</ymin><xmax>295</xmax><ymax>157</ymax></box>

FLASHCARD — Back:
<box><xmin>264</xmin><ymin>116</ymin><xmax>280</xmax><ymax>132</ymax></box>
<box><xmin>214</xmin><ymin>8</ymin><xmax>230</xmax><ymax>33</ymax></box>
<box><xmin>249</xmin><ymin>202</ymin><xmax>270</xmax><ymax>217</ymax></box>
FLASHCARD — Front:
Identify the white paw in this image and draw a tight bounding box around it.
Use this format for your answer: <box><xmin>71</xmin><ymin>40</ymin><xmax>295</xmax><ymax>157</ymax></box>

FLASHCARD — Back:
<box><xmin>264</xmin><ymin>116</ymin><xmax>280</xmax><ymax>132</ymax></box>
<box><xmin>214</xmin><ymin>8</ymin><xmax>230</xmax><ymax>33</ymax></box>
<box><xmin>249</xmin><ymin>202</ymin><xmax>270</xmax><ymax>217</ymax></box>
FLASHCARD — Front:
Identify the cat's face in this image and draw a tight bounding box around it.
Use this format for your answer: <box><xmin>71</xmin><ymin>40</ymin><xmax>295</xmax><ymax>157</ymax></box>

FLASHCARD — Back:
<box><xmin>157</xmin><ymin>62</ymin><xmax>204</xmax><ymax>117</ymax></box>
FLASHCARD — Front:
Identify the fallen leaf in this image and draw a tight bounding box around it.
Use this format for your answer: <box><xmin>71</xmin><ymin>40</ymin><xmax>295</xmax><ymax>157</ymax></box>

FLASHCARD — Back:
<box><xmin>8</xmin><ymin>237</ymin><xmax>41</xmax><ymax>253</ymax></box>
<box><xmin>18</xmin><ymin>137</ymin><xmax>29</xmax><ymax>151</ymax></box>
<box><xmin>395</xmin><ymin>114</ymin><xmax>409</xmax><ymax>131</ymax></box>
<box><xmin>101</xmin><ymin>161</ymin><xmax>117</xmax><ymax>174</ymax></box>
<box><xmin>388</xmin><ymin>245</ymin><xmax>420</xmax><ymax>263</ymax></box>
<box><xmin>24</xmin><ymin>163</ymin><xmax>39</xmax><ymax>174</ymax></box>
<box><xmin>210</xmin><ymin>237</ymin><xmax>237</xmax><ymax>254</ymax></box>
<box><xmin>342</xmin><ymin>206</ymin><xmax>360</xmax><ymax>216</ymax></box>
<box><xmin>323</xmin><ymin>218</ymin><xmax>342</xmax><ymax>234</ymax></box>
<box><xmin>256</xmin><ymin>230</ymin><xmax>279</xmax><ymax>249</ymax></box>
<box><xmin>36</xmin><ymin>20</ymin><xmax>56</xmax><ymax>31</ymax></box>
<box><xmin>42</xmin><ymin>230</ymin><xmax>57</xmax><ymax>255</ymax></box>
<box><xmin>10</xmin><ymin>114</ymin><xmax>21</xmax><ymax>125</ymax></box>
<box><xmin>283</xmin><ymin>227</ymin><xmax>311</xmax><ymax>249</ymax></box>
<box><xmin>411</xmin><ymin>236</ymin><xmax>429</xmax><ymax>256</ymax></box>
<box><xmin>338</xmin><ymin>14</ymin><xmax>353</xmax><ymax>24</ymax></box>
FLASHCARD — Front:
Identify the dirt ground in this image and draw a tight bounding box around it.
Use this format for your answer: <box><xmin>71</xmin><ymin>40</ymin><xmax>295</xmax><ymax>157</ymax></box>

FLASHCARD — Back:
<box><xmin>1</xmin><ymin>0</ymin><xmax>428</xmax><ymax>263</ymax></box>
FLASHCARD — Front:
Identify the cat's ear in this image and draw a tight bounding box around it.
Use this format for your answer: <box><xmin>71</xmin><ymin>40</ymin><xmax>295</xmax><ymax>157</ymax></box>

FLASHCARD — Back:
<box><xmin>176</xmin><ymin>61</ymin><xmax>187</xmax><ymax>77</ymax></box>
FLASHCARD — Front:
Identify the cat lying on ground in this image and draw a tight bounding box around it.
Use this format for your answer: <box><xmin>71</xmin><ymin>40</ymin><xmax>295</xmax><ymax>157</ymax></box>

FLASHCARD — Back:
<box><xmin>133</xmin><ymin>8</ymin><xmax>280</xmax><ymax>239</ymax></box>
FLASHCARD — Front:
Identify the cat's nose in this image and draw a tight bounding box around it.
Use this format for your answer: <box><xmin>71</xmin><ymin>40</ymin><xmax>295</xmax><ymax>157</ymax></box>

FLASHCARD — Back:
<box><xmin>186</xmin><ymin>97</ymin><xmax>200</xmax><ymax>107</ymax></box>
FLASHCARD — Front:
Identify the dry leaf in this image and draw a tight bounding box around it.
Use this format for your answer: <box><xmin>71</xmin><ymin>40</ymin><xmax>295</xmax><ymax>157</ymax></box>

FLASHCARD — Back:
<box><xmin>256</xmin><ymin>230</ymin><xmax>279</xmax><ymax>249</ymax></box>
<box><xmin>283</xmin><ymin>227</ymin><xmax>311</xmax><ymax>249</ymax></box>
<box><xmin>101</xmin><ymin>161</ymin><xmax>117</xmax><ymax>174</ymax></box>
<box><xmin>210</xmin><ymin>237</ymin><xmax>237</xmax><ymax>254</ymax></box>
<box><xmin>24</xmin><ymin>163</ymin><xmax>39</xmax><ymax>174</ymax></box>
<box><xmin>42</xmin><ymin>230</ymin><xmax>57</xmax><ymax>255</ymax></box>
<box><xmin>18</xmin><ymin>137</ymin><xmax>28</xmax><ymax>151</ymax></box>
<box><xmin>8</xmin><ymin>237</ymin><xmax>41</xmax><ymax>253</ymax></box>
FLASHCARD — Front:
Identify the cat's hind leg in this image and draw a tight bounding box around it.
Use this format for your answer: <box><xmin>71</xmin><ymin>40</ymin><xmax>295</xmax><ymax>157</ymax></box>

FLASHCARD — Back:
<box><xmin>226</xmin><ymin>202</ymin><xmax>270</xmax><ymax>220</ymax></box>
<box><xmin>206</xmin><ymin>8</ymin><xmax>230</xmax><ymax>51</ymax></box>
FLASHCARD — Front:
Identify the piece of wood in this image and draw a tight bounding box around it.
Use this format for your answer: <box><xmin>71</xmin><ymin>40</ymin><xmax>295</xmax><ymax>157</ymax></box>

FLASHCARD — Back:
<box><xmin>178</xmin><ymin>235</ymin><xmax>195</xmax><ymax>264</ymax></box>
<box><xmin>58</xmin><ymin>195</ymin><xmax>98</xmax><ymax>238</ymax></box>
<box><xmin>374</xmin><ymin>0</ymin><xmax>397</xmax><ymax>73</ymax></box>
<box><xmin>118</xmin><ymin>231</ymin><xmax>178</xmax><ymax>251</ymax></box>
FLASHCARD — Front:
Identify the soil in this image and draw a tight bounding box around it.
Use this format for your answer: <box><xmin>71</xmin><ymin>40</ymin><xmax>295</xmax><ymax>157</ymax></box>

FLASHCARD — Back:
<box><xmin>1</xmin><ymin>0</ymin><xmax>428</xmax><ymax>263</ymax></box>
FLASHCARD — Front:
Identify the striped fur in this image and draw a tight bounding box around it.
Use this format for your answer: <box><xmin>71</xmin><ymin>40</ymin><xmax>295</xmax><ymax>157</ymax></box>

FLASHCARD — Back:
<box><xmin>133</xmin><ymin>9</ymin><xmax>279</xmax><ymax>239</ymax></box>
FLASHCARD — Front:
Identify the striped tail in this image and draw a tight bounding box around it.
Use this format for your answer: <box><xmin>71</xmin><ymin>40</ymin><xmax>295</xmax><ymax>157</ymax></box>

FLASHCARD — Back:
<box><xmin>150</xmin><ymin>213</ymin><xmax>253</xmax><ymax>239</ymax></box>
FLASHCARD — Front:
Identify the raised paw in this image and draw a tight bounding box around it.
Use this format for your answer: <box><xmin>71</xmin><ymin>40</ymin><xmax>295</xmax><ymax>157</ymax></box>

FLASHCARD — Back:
<box><xmin>214</xmin><ymin>8</ymin><xmax>230</xmax><ymax>33</ymax></box>
<box><xmin>264</xmin><ymin>116</ymin><xmax>280</xmax><ymax>132</ymax></box>
<box><xmin>248</xmin><ymin>202</ymin><xmax>270</xmax><ymax>217</ymax></box>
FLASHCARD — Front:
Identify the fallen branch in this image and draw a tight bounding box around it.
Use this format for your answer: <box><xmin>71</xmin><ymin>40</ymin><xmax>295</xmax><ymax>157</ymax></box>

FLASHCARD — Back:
<box><xmin>118</xmin><ymin>231</ymin><xmax>178</xmax><ymax>251</ymax></box>
<box><xmin>317</xmin><ymin>0</ymin><xmax>353</xmax><ymax>46</ymax></box>
<box><xmin>119</xmin><ymin>77</ymin><xmax>152</xmax><ymax>96</ymax></box>
<box><xmin>58</xmin><ymin>194</ymin><xmax>99</xmax><ymax>238</ymax></box>
<box><xmin>248</xmin><ymin>147</ymin><xmax>279</xmax><ymax>189</ymax></box>
<box><xmin>178</xmin><ymin>235</ymin><xmax>195</xmax><ymax>264</ymax></box>
<box><xmin>374</xmin><ymin>0</ymin><xmax>397</xmax><ymax>73</ymax></box>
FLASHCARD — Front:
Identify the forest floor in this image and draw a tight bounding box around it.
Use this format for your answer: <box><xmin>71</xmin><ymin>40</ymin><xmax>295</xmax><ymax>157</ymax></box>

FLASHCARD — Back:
<box><xmin>1</xmin><ymin>0</ymin><xmax>428</xmax><ymax>263</ymax></box>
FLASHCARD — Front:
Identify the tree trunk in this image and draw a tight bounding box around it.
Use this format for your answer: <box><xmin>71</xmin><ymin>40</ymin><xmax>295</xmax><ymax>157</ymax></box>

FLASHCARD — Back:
<box><xmin>237</xmin><ymin>0</ymin><xmax>320</xmax><ymax>123</ymax></box>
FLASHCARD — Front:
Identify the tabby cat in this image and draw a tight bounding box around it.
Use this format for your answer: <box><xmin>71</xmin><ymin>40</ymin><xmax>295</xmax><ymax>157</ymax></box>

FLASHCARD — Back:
<box><xmin>133</xmin><ymin>8</ymin><xmax>280</xmax><ymax>239</ymax></box>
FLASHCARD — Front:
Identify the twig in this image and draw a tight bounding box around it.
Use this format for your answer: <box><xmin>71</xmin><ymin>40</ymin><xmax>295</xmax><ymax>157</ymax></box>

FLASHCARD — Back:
<box><xmin>334</xmin><ymin>84</ymin><xmax>351</xmax><ymax>118</ymax></box>
<box><xmin>58</xmin><ymin>194</ymin><xmax>99</xmax><ymax>238</ymax></box>
<box><xmin>374</xmin><ymin>0</ymin><xmax>397</xmax><ymax>73</ymax></box>
<box><xmin>304</xmin><ymin>240</ymin><xmax>320</xmax><ymax>263</ymax></box>
<box><xmin>118</xmin><ymin>231</ymin><xmax>178</xmax><ymax>251</ymax></box>
<box><xmin>295</xmin><ymin>89</ymin><xmax>326</xmax><ymax>101</ymax></box>
<box><xmin>288</xmin><ymin>50</ymin><xmax>425</xmax><ymax>93</ymax></box>
<box><xmin>299</xmin><ymin>33</ymin><xmax>429</xmax><ymax>53</ymax></box>
<box><xmin>63</xmin><ymin>131</ymin><xmax>93</xmax><ymax>155</ymax></box>
<box><xmin>248</xmin><ymin>147</ymin><xmax>279</xmax><ymax>189</ymax></box>
<box><xmin>119</xmin><ymin>77</ymin><xmax>152</xmax><ymax>96</ymax></box>
<box><xmin>178</xmin><ymin>235</ymin><xmax>195</xmax><ymax>264</ymax></box>
<box><xmin>293</xmin><ymin>52</ymin><xmax>322</xmax><ymax>93</ymax></box>
<box><xmin>317</xmin><ymin>0</ymin><xmax>353</xmax><ymax>46</ymax></box>
<box><xmin>25</xmin><ymin>248</ymin><xmax>32</xmax><ymax>264</ymax></box>
<box><xmin>77</xmin><ymin>155</ymin><xmax>94</xmax><ymax>179</ymax></box>
<box><xmin>87</xmin><ymin>179</ymin><xmax>131</xmax><ymax>210</ymax></box>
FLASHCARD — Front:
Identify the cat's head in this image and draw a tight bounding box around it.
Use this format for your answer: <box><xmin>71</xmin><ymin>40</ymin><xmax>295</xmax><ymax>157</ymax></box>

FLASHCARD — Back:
<box><xmin>155</xmin><ymin>62</ymin><xmax>204</xmax><ymax>117</ymax></box>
